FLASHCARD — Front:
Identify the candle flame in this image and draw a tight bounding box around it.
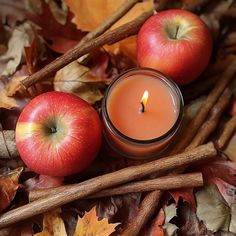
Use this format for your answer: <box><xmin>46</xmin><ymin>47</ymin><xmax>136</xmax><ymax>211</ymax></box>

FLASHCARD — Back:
<box><xmin>140</xmin><ymin>90</ymin><xmax>149</xmax><ymax>112</ymax></box>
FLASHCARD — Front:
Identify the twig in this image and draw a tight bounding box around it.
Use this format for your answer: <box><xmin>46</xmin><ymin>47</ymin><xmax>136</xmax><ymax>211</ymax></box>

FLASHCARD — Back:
<box><xmin>186</xmin><ymin>87</ymin><xmax>232</xmax><ymax>150</ymax></box>
<box><xmin>217</xmin><ymin>115</ymin><xmax>236</xmax><ymax>149</ymax></box>
<box><xmin>20</xmin><ymin>10</ymin><xmax>153</xmax><ymax>89</ymax></box>
<box><xmin>171</xmin><ymin>60</ymin><xmax>236</xmax><ymax>154</ymax></box>
<box><xmin>0</xmin><ymin>143</ymin><xmax>216</xmax><ymax>228</ymax></box>
<box><xmin>29</xmin><ymin>173</ymin><xmax>203</xmax><ymax>201</ymax></box>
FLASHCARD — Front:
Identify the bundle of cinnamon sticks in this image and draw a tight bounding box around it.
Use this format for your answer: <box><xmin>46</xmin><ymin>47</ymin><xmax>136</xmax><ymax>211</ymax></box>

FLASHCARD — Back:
<box><xmin>0</xmin><ymin>0</ymin><xmax>236</xmax><ymax>235</ymax></box>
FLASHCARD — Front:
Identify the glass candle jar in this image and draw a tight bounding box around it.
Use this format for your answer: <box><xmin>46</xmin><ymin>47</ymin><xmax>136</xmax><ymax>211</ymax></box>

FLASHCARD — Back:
<box><xmin>102</xmin><ymin>68</ymin><xmax>184</xmax><ymax>159</ymax></box>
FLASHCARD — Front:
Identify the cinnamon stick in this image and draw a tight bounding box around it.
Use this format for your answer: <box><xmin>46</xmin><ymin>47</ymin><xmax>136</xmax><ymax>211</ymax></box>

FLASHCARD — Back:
<box><xmin>186</xmin><ymin>87</ymin><xmax>232</xmax><ymax>150</ymax></box>
<box><xmin>217</xmin><ymin>115</ymin><xmax>236</xmax><ymax>149</ymax></box>
<box><xmin>122</xmin><ymin>190</ymin><xmax>162</xmax><ymax>236</ymax></box>
<box><xmin>29</xmin><ymin>173</ymin><xmax>203</xmax><ymax>202</ymax></box>
<box><xmin>21</xmin><ymin>10</ymin><xmax>153</xmax><ymax>89</ymax></box>
<box><xmin>171</xmin><ymin>60</ymin><xmax>236</xmax><ymax>154</ymax></box>
<box><xmin>0</xmin><ymin>143</ymin><xmax>216</xmax><ymax>228</ymax></box>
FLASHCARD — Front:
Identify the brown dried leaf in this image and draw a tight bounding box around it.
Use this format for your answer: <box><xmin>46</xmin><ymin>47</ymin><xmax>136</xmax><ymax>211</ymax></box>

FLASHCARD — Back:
<box><xmin>196</xmin><ymin>184</ymin><xmax>236</xmax><ymax>233</ymax></box>
<box><xmin>28</xmin><ymin>0</ymin><xmax>85</xmax><ymax>53</ymax></box>
<box><xmin>0</xmin><ymin>75</ymin><xmax>27</xmax><ymax>109</ymax></box>
<box><xmin>0</xmin><ymin>21</ymin><xmax>35</xmax><ymax>76</ymax></box>
<box><xmin>74</xmin><ymin>206</ymin><xmax>119</xmax><ymax>236</ymax></box>
<box><xmin>0</xmin><ymin>167</ymin><xmax>23</xmax><ymax>212</ymax></box>
<box><xmin>34</xmin><ymin>208</ymin><xmax>67</xmax><ymax>236</ymax></box>
<box><xmin>54</xmin><ymin>61</ymin><xmax>105</xmax><ymax>104</ymax></box>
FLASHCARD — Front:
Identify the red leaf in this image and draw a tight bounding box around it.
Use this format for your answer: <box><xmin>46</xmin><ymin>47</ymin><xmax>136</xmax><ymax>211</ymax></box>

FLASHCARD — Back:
<box><xmin>148</xmin><ymin>209</ymin><xmax>165</xmax><ymax>236</ymax></box>
<box><xmin>28</xmin><ymin>0</ymin><xmax>85</xmax><ymax>53</ymax></box>
<box><xmin>24</xmin><ymin>175</ymin><xmax>64</xmax><ymax>191</ymax></box>
<box><xmin>196</xmin><ymin>160</ymin><xmax>236</xmax><ymax>205</ymax></box>
<box><xmin>200</xmin><ymin>160</ymin><xmax>236</xmax><ymax>188</ymax></box>
<box><xmin>90</xmin><ymin>51</ymin><xmax>109</xmax><ymax>80</ymax></box>
<box><xmin>169</xmin><ymin>188</ymin><xmax>196</xmax><ymax>211</ymax></box>
<box><xmin>212</xmin><ymin>177</ymin><xmax>236</xmax><ymax>205</ymax></box>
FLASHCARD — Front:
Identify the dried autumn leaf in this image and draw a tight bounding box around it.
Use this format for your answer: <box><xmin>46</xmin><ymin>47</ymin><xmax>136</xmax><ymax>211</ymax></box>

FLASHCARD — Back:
<box><xmin>196</xmin><ymin>184</ymin><xmax>236</xmax><ymax>233</ymax></box>
<box><xmin>0</xmin><ymin>21</ymin><xmax>35</xmax><ymax>76</ymax></box>
<box><xmin>54</xmin><ymin>61</ymin><xmax>105</xmax><ymax>104</ymax></box>
<box><xmin>28</xmin><ymin>0</ymin><xmax>85</xmax><ymax>53</ymax></box>
<box><xmin>64</xmin><ymin>0</ymin><xmax>153</xmax><ymax>61</ymax></box>
<box><xmin>163</xmin><ymin>204</ymin><xmax>178</xmax><ymax>236</ymax></box>
<box><xmin>148</xmin><ymin>209</ymin><xmax>165</xmax><ymax>236</ymax></box>
<box><xmin>24</xmin><ymin>175</ymin><xmax>64</xmax><ymax>192</ymax></box>
<box><xmin>34</xmin><ymin>208</ymin><xmax>67</xmax><ymax>236</ymax></box>
<box><xmin>74</xmin><ymin>206</ymin><xmax>119</xmax><ymax>236</ymax></box>
<box><xmin>197</xmin><ymin>160</ymin><xmax>236</xmax><ymax>205</ymax></box>
<box><xmin>0</xmin><ymin>167</ymin><xmax>23</xmax><ymax>212</ymax></box>
<box><xmin>0</xmin><ymin>75</ymin><xmax>28</xmax><ymax>109</ymax></box>
<box><xmin>169</xmin><ymin>188</ymin><xmax>196</xmax><ymax>210</ymax></box>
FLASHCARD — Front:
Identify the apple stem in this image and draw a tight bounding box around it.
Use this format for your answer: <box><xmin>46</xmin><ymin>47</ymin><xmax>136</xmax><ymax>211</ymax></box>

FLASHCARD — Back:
<box><xmin>174</xmin><ymin>25</ymin><xmax>179</xmax><ymax>39</ymax></box>
<box><xmin>50</xmin><ymin>127</ymin><xmax>57</xmax><ymax>133</ymax></box>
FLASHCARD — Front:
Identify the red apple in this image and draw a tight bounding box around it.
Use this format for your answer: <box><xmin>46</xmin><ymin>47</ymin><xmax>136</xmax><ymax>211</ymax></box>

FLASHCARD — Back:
<box><xmin>15</xmin><ymin>91</ymin><xmax>102</xmax><ymax>176</ymax></box>
<box><xmin>137</xmin><ymin>9</ymin><xmax>213</xmax><ymax>85</ymax></box>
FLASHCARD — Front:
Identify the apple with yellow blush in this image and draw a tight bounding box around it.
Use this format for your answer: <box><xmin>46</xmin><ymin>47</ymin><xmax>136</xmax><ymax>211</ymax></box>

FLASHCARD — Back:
<box><xmin>15</xmin><ymin>91</ymin><xmax>102</xmax><ymax>177</ymax></box>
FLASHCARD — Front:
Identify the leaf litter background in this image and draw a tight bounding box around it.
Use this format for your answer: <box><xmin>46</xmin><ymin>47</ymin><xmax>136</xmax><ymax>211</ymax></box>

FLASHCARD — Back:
<box><xmin>0</xmin><ymin>0</ymin><xmax>236</xmax><ymax>235</ymax></box>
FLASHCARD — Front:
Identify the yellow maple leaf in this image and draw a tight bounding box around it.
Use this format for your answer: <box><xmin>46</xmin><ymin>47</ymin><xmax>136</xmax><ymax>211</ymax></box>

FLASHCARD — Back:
<box><xmin>74</xmin><ymin>207</ymin><xmax>120</xmax><ymax>236</ymax></box>
<box><xmin>34</xmin><ymin>208</ymin><xmax>67</xmax><ymax>236</ymax></box>
<box><xmin>64</xmin><ymin>0</ymin><xmax>154</xmax><ymax>61</ymax></box>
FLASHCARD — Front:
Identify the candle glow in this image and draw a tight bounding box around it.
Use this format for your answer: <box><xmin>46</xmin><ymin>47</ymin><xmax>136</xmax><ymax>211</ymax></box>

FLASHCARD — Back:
<box><xmin>140</xmin><ymin>90</ymin><xmax>149</xmax><ymax>113</ymax></box>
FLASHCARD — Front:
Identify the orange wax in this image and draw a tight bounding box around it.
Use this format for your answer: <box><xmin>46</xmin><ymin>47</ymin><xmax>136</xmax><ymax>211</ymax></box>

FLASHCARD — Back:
<box><xmin>102</xmin><ymin>68</ymin><xmax>183</xmax><ymax>159</ymax></box>
<box><xmin>107</xmin><ymin>75</ymin><xmax>178</xmax><ymax>140</ymax></box>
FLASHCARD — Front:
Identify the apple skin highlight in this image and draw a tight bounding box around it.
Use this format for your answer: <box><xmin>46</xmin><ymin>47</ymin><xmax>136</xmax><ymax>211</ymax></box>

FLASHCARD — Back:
<box><xmin>137</xmin><ymin>9</ymin><xmax>213</xmax><ymax>85</ymax></box>
<box><xmin>15</xmin><ymin>91</ymin><xmax>102</xmax><ymax>177</ymax></box>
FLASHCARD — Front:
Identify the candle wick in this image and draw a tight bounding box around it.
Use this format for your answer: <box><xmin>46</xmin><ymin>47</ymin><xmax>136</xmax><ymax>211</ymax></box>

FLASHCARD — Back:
<box><xmin>141</xmin><ymin>101</ymin><xmax>145</xmax><ymax>113</ymax></box>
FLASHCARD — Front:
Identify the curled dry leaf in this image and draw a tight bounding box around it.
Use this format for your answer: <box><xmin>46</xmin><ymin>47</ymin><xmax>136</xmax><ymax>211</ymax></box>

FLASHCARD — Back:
<box><xmin>34</xmin><ymin>208</ymin><xmax>67</xmax><ymax>236</ymax></box>
<box><xmin>0</xmin><ymin>75</ymin><xmax>28</xmax><ymax>109</ymax></box>
<box><xmin>0</xmin><ymin>167</ymin><xmax>23</xmax><ymax>212</ymax></box>
<box><xmin>64</xmin><ymin>0</ymin><xmax>153</xmax><ymax>61</ymax></box>
<box><xmin>196</xmin><ymin>184</ymin><xmax>236</xmax><ymax>233</ymax></box>
<box><xmin>24</xmin><ymin>175</ymin><xmax>64</xmax><ymax>192</ymax></box>
<box><xmin>0</xmin><ymin>21</ymin><xmax>35</xmax><ymax>76</ymax></box>
<box><xmin>74</xmin><ymin>206</ymin><xmax>120</xmax><ymax>236</ymax></box>
<box><xmin>54</xmin><ymin>61</ymin><xmax>105</xmax><ymax>104</ymax></box>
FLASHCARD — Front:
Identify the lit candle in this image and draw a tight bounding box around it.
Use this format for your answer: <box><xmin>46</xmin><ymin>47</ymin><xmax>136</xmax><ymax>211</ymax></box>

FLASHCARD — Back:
<box><xmin>102</xmin><ymin>68</ymin><xmax>184</xmax><ymax>159</ymax></box>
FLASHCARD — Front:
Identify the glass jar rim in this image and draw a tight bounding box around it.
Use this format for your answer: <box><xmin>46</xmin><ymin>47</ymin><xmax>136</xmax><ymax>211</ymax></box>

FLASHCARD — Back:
<box><xmin>102</xmin><ymin>67</ymin><xmax>184</xmax><ymax>145</ymax></box>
